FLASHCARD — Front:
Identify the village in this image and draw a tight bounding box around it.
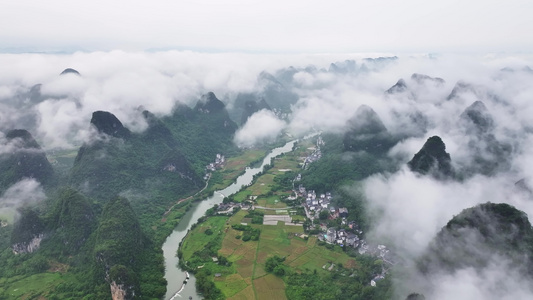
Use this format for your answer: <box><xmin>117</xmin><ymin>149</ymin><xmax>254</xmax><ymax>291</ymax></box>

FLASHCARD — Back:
<box><xmin>295</xmin><ymin>179</ymin><xmax>395</xmax><ymax>278</ymax></box>
<box><xmin>204</xmin><ymin>153</ymin><xmax>225</xmax><ymax>180</ymax></box>
<box><xmin>208</xmin><ymin>135</ymin><xmax>394</xmax><ymax>285</ymax></box>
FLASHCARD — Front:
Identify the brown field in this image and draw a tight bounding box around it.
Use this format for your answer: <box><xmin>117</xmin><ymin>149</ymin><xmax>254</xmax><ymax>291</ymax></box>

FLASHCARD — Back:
<box><xmin>228</xmin><ymin>285</ymin><xmax>256</xmax><ymax>300</ymax></box>
<box><xmin>255</xmin><ymin>251</ymin><xmax>269</xmax><ymax>265</ymax></box>
<box><xmin>236</xmin><ymin>259</ymin><xmax>254</xmax><ymax>278</ymax></box>
<box><xmin>345</xmin><ymin>259</ymin><xmax>358</xmax><ymax>269</ymax></box>
<box><xmin>290</xmin><ymin>245</ymin><xmax>309</xmax><ymax>256</ymax></box>
<box><xmin>254</xmin><ymin>274</ymin><xmax>287</xmax><ymax>300</ymax></box>
<box><xmin>271</xmin><ymin>157</ymin><xmax>299</xmax><ymax>172</ymax></box>
<box><xmin>229</xmin><ymin>242</ymin><xmax>256</xmax><ymax>261</ymax></box>
<box><xmin>253</xmin><ymin>265</ymin><xmax>268</xmax><ymax>279</ymax></box>
<box><xmin>215</xmin><ymin>273</ymin><xmax>248</xmax><ymax>297</ymax></box>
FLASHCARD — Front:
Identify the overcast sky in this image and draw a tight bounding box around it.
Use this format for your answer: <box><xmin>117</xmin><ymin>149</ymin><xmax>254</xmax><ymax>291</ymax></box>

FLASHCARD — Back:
<box><xmin>1</xmin><ymin>0</ymin><xmax>532</xmax><ymax>53</ymax></box>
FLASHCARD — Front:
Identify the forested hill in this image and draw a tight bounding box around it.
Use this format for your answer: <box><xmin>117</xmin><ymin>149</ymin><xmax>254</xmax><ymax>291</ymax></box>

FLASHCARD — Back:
<box><xmin>240</xmin><ymin>98</ymin><xmax>272</xmax><ymax>125</ymax></box>
<box><xmin>419</xmin><ymin>202</ymin><xmax>533</xmax><ymax>275</ymax></box>
<box><xmin>70</xmin><ymin>92</ymin><xmax>238</xmax><ymax>203</ymax></box>
<box><xmin>69</xmin><ymin>110</ymin><xmax>202</xmax><ymax>203</ymax></box>
<box><xmin>161</xmin><ymin>92</ymin><xmax>239</xmax><ymax>173</ymax></box>
<box><xmin>0</xmin><ymin>92</ymin><xmax>240</xmax><ymax>299</ymax></box>
<box><xmin>408</xmin><ymin>136</ymin><xmax>454</xmax><ymax>179</ymax></box>
<box><xmin>0</xmin><ymin>129</ymin><xmax>54</xmax><ymax>191</ymax></box>
<box><xmin>93</xmin><ymin>196</ymin><xmax>144</xmax><ymax>299</ymax></box>
<box><xmin>343</xmin><ymin>105</ymin><xmax>397</xmax><ymax>154</ymax></box>
<box><xmin>63</xmin><ymin>92</ymin><xmax>238</xmax><ymax>297</ymax></box>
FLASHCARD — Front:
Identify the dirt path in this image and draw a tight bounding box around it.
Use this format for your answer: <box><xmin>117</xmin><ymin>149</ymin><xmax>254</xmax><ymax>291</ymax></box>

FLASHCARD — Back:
<box><xmin>162</xmin><ymin>174</ymin><xmax>211</xmax><ymax>219</ymax></box>
<box><xmin>253</xmin><ymin>205</ymin><xmax>296</xmax><ymax>210</ymax></box>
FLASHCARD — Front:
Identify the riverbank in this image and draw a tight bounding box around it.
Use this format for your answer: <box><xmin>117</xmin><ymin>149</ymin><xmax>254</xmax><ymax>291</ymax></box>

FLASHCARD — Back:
<box><xmin>162</xmin><ymin>140</ymin><xmax>297</xmax><ymax>300</ymax></box>
<box><xmin>176</xmin><ymin>134</ymin><xmax>392</xmax><ymax>299</ymax></box>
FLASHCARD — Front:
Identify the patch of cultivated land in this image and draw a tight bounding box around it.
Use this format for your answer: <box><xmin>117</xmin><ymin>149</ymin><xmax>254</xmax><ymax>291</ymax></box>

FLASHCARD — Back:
<box><xmin>247</xmin><ymin>173</ymin><xmax>276</xmax><ymax>195</ymax></box>
<box><xmin>253</xmin><ymin>274</ymin><xmax>287</xmax><ymax>300</ymax></box>
<box><xmin>256</xmin><ymin>196</ymin><xmax>290</xmax><ymax>209</ymax></box>
<box><xmin>205</xmin><ymin>210</ymin><xmax>352</xmax><ymax>299</ymax></box>
<box><xmin>180</xmin><ymin>216</ymin><xmax>227</xmax><ymax>262</ymax></box>
<box><xmin>227</xmin><ymin>284</ymin><xmax>255</xmax><ymax>300</ymax></box>
<box><xmin>0</xmin><ymin>272</ymin><xmax>80</xmax><ymax>299</ymax></box>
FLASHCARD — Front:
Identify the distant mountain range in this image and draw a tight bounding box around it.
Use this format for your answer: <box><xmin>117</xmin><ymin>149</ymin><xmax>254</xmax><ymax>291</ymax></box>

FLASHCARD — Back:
<box><xmin>1</xmin><ymin>60</ymin><xmax>532</xmax><ymax>299</ymax></box>
<box><xmin>0</xmin><ymin>87</ymin><xmax>239</xmax><ymax>298</ymax></box>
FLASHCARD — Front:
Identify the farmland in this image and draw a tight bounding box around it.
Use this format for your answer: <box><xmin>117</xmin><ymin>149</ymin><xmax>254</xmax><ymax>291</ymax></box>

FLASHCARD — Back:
<box><xmin>179</xmin><ymin>138</ymin><xmax>365</xmax><ymax>299</ymax></box>
<box><xmin>181</xmin><ymin>208</ymin><xmax>356</xmax><ymax>299</ymax></box>
<box><xmin>180</xmin><ymin>137</ymin><xmax>390</xmax><ymax>299</ymax></box>
<box><xmin>0</xmin><ymin>272</ymin><xmax>85</xmax><ymax>299</ymax></box>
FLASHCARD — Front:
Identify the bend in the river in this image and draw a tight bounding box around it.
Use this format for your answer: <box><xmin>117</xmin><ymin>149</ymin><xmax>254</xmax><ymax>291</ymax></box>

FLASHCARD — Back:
<box><xmin>162</xmin><ymin>139</ymin><xmax>297</xmax><ymax>300</ymax></box>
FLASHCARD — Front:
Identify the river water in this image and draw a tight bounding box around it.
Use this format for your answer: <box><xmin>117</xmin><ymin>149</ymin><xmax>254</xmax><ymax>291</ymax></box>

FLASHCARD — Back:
<box><xmin>162</xmin><ymin>140</ymin><xmax>297</xmax><ymax>300</ymax></box>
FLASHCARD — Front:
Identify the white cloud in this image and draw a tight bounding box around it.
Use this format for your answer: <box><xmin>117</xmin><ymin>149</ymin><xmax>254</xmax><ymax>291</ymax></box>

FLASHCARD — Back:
<box><xmin>234</xmin><ymin>109</ymin><xmax>286</xmax><ymax>147</ymax></box>
<box><xmin>0</xmin><ymin>179</ymin><xmax>46</xmax><ymax>221</ymax></box>
<box><xmin>1</xmin><ymin>1</ymin><xmax>533</xmax><ymax>53</ymax></box>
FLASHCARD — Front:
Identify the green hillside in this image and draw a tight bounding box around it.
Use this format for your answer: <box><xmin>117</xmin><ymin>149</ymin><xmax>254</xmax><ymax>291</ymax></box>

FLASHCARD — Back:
<box><xmin>0</xmin><ymin>129</ymin><xmax>54</xmax><ymax>192</ymax></box>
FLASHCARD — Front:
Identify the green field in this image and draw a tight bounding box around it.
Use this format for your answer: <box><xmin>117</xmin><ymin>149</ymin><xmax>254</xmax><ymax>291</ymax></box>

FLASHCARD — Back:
<box><xmin>180</xmin><ymin>216</ymin><xmax>228</xmax><ymax>262</ymax></box>
<box><xmin>247</xmin><ymin>173</ymin><xmax>276</xmax><ymax>195</ymax></box>
<box><xmin>232</xmin><ymin>190</ymin><xmax>253</xmax><ymax>203</ymax></box>
<box><xmin>256</xmin><ymin>196</ymin><xmax>289</xmax><ymax>209</ymax></box>
<box><xmin>0</xmin><ymin>272</ymin><xmax>85</xmax><ymax>299</ymax></box>
<box><xmin>182</xmin><ymin>207</ymin><xmax>353</xmax><ymax>299</ymax></box>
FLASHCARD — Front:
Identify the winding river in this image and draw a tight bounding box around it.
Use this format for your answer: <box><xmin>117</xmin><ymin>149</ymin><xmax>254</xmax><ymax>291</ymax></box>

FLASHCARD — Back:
<box><xmin>162</xmin><ymin>140</ymin><xmax>297</xmax><ymax>300</ymax></box>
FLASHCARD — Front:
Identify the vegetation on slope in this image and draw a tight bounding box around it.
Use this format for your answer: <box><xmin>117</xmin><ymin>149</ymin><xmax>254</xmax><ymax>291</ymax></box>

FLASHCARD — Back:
<box><xmin>407</xmin><ymin>136</ymin><xmax>453</xmax><ymax>179</ymax></box>
<box><xmin>419</xmin><ymin>202</ymin><xmax>533</xmax><ymax>275</ymax></box>
<box><xmin>93</xmin><ymin>196</ymin><xmax>143</xmax><ymax>298</ymax></box>
<box><xmin>0</xmin><ymin>129</ymin><xmax>54</xmax><ymax>192</ymax></box>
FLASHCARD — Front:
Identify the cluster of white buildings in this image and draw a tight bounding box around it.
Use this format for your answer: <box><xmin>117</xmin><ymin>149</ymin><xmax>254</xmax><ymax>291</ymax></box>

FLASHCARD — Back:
<box><xmin>302</xmin><ymin>147</ymin><xmax>322</xmax><ymax>169</ymax></box>
<box><xmin>204</xmin><ymin>153</ymin><xmax>225</xmax><ymax>179</ymax></box>
<box><xmin>358</xmin><ymin>242</ymin><xmax>390</xmax><ymax>259</ymax></box>
<box><xmin>301</xmin><ymin>135</ymin><xmax>325</xmax><ymax>169</ymax></box>
<box><xmin>300</xmin><ymin>187</ymin><xmax>333</xmax><ymax>212</ymax></box>
<box><xmin>206</xmin><ymin>153</ymin><xmax>225</xmax><ymax>171</ymax></box>
<box><xmin>296</xmin><ymin>183</ymin><xmax>365</xmax><ymax>251</ymax></box>
<box><xmin>323</xmin><ymin>227</ymin><xmax>361</xmax><ymax>248</ymax></box>
<box><xmin>299</xmin><ymin>185</ymin><xmax>349</xmax><ymax>220</ymax></box>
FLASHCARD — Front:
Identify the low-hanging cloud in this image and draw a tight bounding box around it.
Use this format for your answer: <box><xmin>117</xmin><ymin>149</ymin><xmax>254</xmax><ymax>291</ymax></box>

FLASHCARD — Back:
<box><xmin>429</xmin><ymin>260</ymin><xmax>533</xmax><ymax>300</ymax></box>
<box><xmin>234</xmin><ymin>109</ymin><xmax>286</xmax><ymax>147</ymax></box>
<box><xmin>0</xmin><ymin>179</ymin><xmax>46</xmax><ymax>222</ymax></box>
<box><xmin>361</xmin><ymin>163</ymin><xmax>533</xmax><ymax>298</ymax></box>
<box><xmin>0</xmin><ymin>51</ymin><xmax>362</xmax><ymax>148</ymax></box>
<box><xmin>364</xmin><ymin>169</ymin><xmax>531</xmax><ymax>255</ymax></box>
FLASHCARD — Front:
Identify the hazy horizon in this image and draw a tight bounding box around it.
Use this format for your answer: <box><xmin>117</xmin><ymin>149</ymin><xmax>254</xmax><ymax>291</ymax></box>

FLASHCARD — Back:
<box><xmin>2</xmin><ymin>0</ymin><xmax>532</xmax><ymax>53</ymax></box>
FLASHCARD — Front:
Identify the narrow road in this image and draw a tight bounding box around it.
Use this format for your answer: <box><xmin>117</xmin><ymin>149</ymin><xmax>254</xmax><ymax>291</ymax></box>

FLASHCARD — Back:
<box><xmin>163</xmin><ymin>173</ymin><xmax>211</xmax><ymax>217</ymax></box>
<box><xmin>253</xmin><ymin>205</ymin><xmax>297</xmax><ymax>210</ymax></box>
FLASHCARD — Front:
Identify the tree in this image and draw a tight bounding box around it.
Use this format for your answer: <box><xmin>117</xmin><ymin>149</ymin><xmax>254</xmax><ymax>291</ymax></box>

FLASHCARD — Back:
<box><xmin>265</xmin><ymin>255</ymin><xmax>285</xmax><ymax>273</ymax></box>
<box><xmin>319</xmin><ymin>210</ymin><xmax>329</xmax><ymax>220</ymax></box>
<box><xmin>273</xmin><ymin>265</ymin><xmax>286</xmax><ymax>276</ymax></box>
